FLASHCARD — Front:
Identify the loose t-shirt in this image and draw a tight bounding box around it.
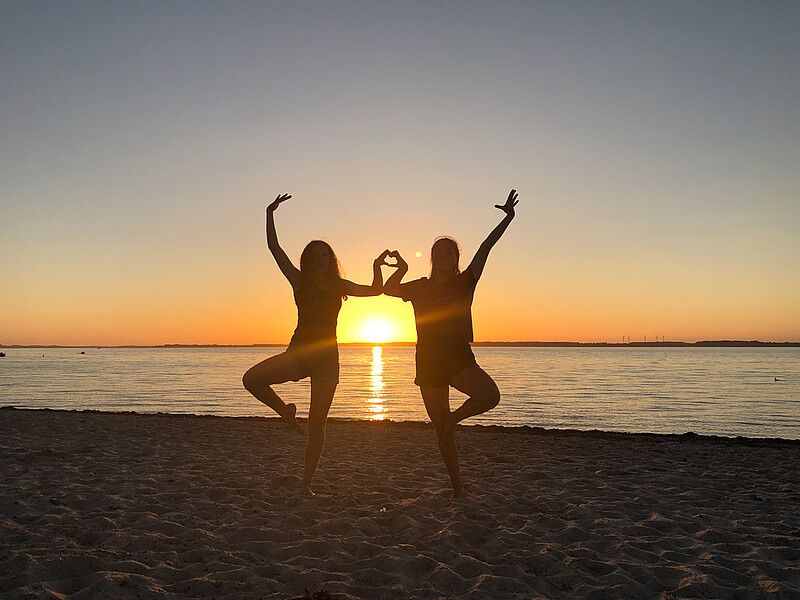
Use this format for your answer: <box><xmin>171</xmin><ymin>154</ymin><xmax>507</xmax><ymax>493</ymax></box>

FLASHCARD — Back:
<box><xmin>399</xmin><ymin>269</ymin><xmax>478</xmax><ymax>347</ymax></box>
<box><xmin>289</xmin><ymin>284</ymin><xmax>343</xmax><ymax>348</ymax></box>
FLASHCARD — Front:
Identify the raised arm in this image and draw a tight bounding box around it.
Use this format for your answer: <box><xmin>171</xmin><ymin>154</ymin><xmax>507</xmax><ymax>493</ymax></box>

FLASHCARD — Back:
<box><xmin>343</xmin><ymin>250</ymin><xmax>392</xmax><ymax>297</ymax></box>
<box><xmin>266</xmin><ymin>194</ymin><xmax>301</xmax><ymax>287</ymax></box>
<box><xmin>382</xmin><ymin>250</ymin><xmax>408</xmax><ymax>297</ymax></box>
<box><xmin>467</xmin><ymin>189</ymin><xmax>518</xmax><ymax>281</ymax></box>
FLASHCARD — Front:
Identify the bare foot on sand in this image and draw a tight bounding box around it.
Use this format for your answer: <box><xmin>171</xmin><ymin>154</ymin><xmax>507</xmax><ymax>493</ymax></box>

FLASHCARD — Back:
<box><xmin>300</xmin><ymin>484</ymin><xmax>316</xmax><ymax>497</ymax></box>
<box><xmin>281</xmin><ymin>403</ymin><xmax>305</xmax><ymax>435</ymax></box>
<box><xmin>450</xmin><ymin>486</ymin><xmax>466</xmax><ymax>501</ymax></box>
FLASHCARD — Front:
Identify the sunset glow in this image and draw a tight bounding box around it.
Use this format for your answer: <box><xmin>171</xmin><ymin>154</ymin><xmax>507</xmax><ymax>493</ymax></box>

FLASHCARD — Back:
<box><xmin>367</xmin><ymin>346</ymin><xmax>387</xmax><ymax>421</ymax></box>
<box><xmin>361</xmin><ymin>320</ymin><xmax>392</xmax><ymax>344</ymax></box>
<box><xmin>2</xmin><ymin>3</ymin><xmax>799</xmax><ymax>346</ymax></box>
<box><xmin>337</xmin><ymin>297</ymin><xmax>417</xmax><ymax>344</ymax></box>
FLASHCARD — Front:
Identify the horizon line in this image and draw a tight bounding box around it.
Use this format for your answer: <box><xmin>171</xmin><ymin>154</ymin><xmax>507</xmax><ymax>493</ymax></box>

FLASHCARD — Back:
<box><xmin>2</xmin><ymin>340</ymin><xmax>799</xmax><ymax>349</ymax></box>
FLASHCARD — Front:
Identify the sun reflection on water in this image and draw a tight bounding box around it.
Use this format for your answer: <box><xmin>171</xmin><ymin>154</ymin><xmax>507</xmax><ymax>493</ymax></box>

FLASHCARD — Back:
<box><xmin>367</xmin><ymin>345</ymin><xmax>387</xmax><ymax>420</ymax></box>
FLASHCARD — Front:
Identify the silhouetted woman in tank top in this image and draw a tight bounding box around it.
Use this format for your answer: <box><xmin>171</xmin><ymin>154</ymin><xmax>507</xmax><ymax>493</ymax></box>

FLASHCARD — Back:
<box><xmin>384</xmin><ymin>189</ymin><xmax>518</xmax><ymax>499</ymax></box>
<box><xmin>243</xmin><ymin>193</ymin><xmax>391</xmax><ymax>496</ymax></box>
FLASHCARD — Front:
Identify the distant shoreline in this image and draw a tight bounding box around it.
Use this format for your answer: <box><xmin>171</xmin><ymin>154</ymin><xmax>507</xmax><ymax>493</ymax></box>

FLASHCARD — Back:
<box><xmin>2</xmin><ymin>340</ymin><xmax>799</xmax><ymax>349</ymax></box>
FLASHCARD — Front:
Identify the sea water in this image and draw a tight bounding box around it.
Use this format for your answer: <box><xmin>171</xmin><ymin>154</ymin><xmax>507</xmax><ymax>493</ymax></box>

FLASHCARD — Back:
<box><xmin>1</xmin><ymin>346</ymin><xmax>798</xmax><ymax>439</ymax></box>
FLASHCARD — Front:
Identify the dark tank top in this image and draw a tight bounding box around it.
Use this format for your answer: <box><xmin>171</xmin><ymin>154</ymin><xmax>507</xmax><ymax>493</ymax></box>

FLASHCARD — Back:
<box><xmin>399</xmin><ymin>269</ymin><xmax>477</xmax><ymax>347</ymax></box>
<box><xmin>288</xmin><ymin>283</ymin><xmax>343</xmax><ymax>348</ymax></box>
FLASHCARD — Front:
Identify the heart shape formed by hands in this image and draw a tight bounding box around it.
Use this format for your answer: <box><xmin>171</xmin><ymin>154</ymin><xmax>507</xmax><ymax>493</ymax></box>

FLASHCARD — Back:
<box><xmin>375</xmin><ymin>249</ymin><xmax>404</xmax><ymax>268</ymax></box>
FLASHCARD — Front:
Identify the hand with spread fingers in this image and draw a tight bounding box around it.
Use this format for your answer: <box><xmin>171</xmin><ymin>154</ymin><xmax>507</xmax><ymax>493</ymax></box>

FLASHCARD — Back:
<box><xmin>494</xmin><ymin>189</ymin><xmax>519</xmax><ymax>218</ymax></box>
<box><xmin>267</xmin><ymin>193</ymin><xmax>292</xmax><ymax>213</ymax></box>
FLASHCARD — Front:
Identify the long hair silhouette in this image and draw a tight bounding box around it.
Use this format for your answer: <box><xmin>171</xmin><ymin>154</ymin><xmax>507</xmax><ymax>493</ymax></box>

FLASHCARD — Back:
<box><xmin>429</xmin><ymin>236</ymin><xmax>461</xmax><ymax>278</ymax></box>
<box><xmin>299</xmin><ymin>240</ymin><xmax>347</xmax><ymax>298</ymax></box>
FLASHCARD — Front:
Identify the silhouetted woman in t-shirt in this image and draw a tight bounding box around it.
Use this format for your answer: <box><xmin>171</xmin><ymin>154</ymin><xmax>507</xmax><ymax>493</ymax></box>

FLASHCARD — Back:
<box><xmin>384</xmin><ymin>189</ymin><xmax>518</xmax><ymax>499</ymax></box>
<box><xmin>243</xmin><ymin>193</ymin><xmax>391</xmax><ymax>496</ymax></box>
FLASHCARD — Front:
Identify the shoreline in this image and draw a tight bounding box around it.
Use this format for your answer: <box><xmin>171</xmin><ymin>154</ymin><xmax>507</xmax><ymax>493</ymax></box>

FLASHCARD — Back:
<box><xmin>3</xmin><ymin>406</ymin><xmax>800</xmax><ymax>445</ymax></box>
<box><xmin>2</xmin><ymin>408</ymin><xmax>798</xmax><ymax>599</ymax></box>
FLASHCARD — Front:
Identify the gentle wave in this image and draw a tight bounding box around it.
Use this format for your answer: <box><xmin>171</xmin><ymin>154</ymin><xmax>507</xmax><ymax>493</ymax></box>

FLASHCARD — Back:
<box><xmin>1</xmin><ymin>346</ymin><xmax>798</xmax><ymax>439</ymax></box>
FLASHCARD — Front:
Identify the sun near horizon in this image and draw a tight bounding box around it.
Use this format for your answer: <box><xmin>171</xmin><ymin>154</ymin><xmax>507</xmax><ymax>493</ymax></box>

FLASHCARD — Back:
<box><xmin>336</xmin><ymin>296</ymin><xmax>417</xmax><ymax>344</ymax></box>
<box><xmin>360</xmin><ymin>319</ymin><xmax>393</xmax><ymax>344</ymax></box>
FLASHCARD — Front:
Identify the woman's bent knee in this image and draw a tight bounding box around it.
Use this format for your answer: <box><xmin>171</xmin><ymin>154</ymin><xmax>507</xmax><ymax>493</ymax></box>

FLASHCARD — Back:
<box><xmin>242</xmin><ymin>368</ymin><xmax>258</xmax><ymax>391</ymax></box>
<box><xmin>485</xmin><ymin>387</ymin><xmax>500</xmax><ymax>410</ymax></box>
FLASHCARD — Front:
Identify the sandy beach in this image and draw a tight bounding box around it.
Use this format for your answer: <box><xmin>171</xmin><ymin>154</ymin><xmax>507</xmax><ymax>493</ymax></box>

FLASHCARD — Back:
<box><xmin>1</xmin><ymin>408</ymin><xmax>798</xmax><ymax>599</ymax></box>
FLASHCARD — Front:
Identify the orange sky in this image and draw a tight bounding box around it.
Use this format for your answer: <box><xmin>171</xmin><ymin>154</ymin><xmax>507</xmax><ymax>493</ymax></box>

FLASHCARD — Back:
<box><xmin>4</xmin><ymin>246</ymin><xmax>798</xmax><ymax>345</ymax></box>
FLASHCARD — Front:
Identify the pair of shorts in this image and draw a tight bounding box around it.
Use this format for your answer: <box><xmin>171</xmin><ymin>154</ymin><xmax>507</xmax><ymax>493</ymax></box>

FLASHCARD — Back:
<box><xmin>286</xmin><ymin>342</ymin><xmax>339</xmax><ymax>382</ymax></box>
<box><xmin>414</xmin><ymin>343</ymin><xmax>478</xmax><ymax>387</ymax></box>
